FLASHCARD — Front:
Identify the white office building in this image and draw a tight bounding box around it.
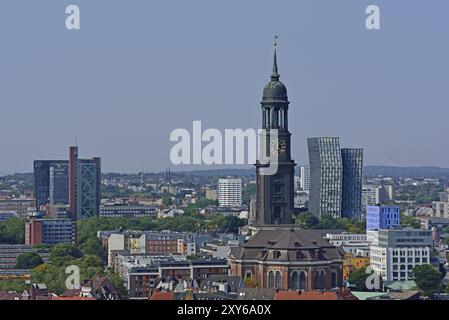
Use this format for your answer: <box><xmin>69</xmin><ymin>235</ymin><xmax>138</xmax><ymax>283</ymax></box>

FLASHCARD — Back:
<box><xmin>218</xmin><ymin>178</ymin><xmax>242</xmax><ymax>208</ymax></box>
<box><xmin>299</xmin><ymin>165</ymin><xmax>310</xmax><ymax>192</ymax></box>
<box><xmin>362</xmin><ymin>185</ymin><xmax>394</xmax><ymax>207</ymax></box>
<box><xmin>369</xmin><ymin>229</ymin><xmax>432</xmax><ymax>281</ymax></box>
<box><xmin>432</xmin><ymin>190</ymin><xmax>449</xmax><ymax>218</ymax></box>
<box><xmin>324</xmin><ymin>233</ymin><xmax>370</xmax><ymax>257</ymax></box>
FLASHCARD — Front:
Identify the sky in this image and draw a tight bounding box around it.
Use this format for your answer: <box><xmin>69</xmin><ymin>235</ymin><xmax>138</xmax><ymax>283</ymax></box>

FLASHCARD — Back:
<box><xmin>0</xmin><ymin>0</ymin><xmax>448</xmax><ymax>174</ymax></box>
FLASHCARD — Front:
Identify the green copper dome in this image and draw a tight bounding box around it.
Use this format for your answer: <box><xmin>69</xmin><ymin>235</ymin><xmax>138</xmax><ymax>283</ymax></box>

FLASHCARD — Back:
<box><xmin>263</xmin><ymin>80</ymin><xmax>287</xmax><ymax>99</ymax></box>
<box><xmin>262</xmin><ymin>37</ymin><xmax>288</xmax><ymax>101</ymax></box>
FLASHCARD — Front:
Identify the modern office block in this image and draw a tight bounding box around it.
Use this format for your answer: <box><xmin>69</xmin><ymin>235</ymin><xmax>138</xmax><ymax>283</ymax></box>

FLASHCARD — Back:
<box><xmin>366</xmin><ymin>205</ymin><xmax>401</xmax><ymax>230</ymax></box>
<box><xmin>34</xmin><ymin>160</ymin><xmax>69</xmax><ymax>209</ymax></box>
<box><xmin>341</xmin><ymin>148</ymin><xmax>363</xmax><ymax>220</ymax></box>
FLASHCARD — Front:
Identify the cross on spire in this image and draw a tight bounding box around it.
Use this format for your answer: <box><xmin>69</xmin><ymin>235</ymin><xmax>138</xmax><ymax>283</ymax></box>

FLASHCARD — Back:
<box><xmin>272</xmin><ymin>34</ymin><xmax>280</xmax><ymax>80</ymax></box>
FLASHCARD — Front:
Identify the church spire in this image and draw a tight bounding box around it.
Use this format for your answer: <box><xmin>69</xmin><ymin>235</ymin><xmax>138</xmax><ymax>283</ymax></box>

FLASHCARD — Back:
<box><xmin>271</xmin><ymin>34</ymin><xmax>280</xmax><ymax>80</ymax></box>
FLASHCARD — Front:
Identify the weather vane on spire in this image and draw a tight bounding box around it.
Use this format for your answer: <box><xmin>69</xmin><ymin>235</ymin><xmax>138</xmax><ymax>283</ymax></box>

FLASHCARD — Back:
<box><xmin>274</xmin><ymin>34</ymin><xmax>278</xmax><ymax>50</ymax></box>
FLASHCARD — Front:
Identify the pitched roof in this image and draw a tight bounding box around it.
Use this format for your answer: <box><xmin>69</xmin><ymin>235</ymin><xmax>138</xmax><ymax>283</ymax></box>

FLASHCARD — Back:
<box><xmin>149</xmin><ymin>291</ymin><xmax>175</xmax><ymax>300</ymax></box>
<box><xmin>274</xmin><ymin>289</ymin><xmax>358</xmax><ymax>301</ymax></box>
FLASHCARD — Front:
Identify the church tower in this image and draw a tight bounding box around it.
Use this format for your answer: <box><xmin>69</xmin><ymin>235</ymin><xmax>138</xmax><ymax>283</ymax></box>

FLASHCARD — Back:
<box><xmin>255</xmin><ymin>37</ymin><xmax>296</xmax><ymax>225</ymax></box>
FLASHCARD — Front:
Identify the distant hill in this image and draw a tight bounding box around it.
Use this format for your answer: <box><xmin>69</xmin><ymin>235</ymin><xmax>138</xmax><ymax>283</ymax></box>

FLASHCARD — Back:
<box><xmin>363</xmin><ymin>166</ymin><xmax>449</xmax><ymax>178</ymax></box>
<box><xmin>173</xmin><ymin>168</ymin><xmax>255</xmax><ymax>177</ymax></box>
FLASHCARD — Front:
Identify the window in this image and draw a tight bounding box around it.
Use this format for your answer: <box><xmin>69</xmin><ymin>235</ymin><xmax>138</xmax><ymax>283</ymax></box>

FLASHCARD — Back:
<box><xmin>331</xmin><ymin>271</ymin><xmax>338</xmax><ymax>288</ymax></box>
<box><xmin>275</xmin><ymin>271</ymin><xmax>282</xmax><ymax>289</ymax></box>
<box><xmin>299</xmin><ymin>272</ymin><xmax>306</xmax><ymax>290</ymax></box>
<box><xmin>290</xmin><ymin>271</ymin><xmax>299</xmax><ymax>289</ymax></box>
<box><xmin>268</xmin><ymin>271</ymin><xmax>274</xmax><ymax>289</ymax></box>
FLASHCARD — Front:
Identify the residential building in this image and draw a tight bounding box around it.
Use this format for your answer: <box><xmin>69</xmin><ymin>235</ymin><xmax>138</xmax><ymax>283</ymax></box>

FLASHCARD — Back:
<box><xmin>99</xmin><ymin>203</ymin><xmax>156</xmax><ymax>218</ymax></box>
<box><xmin>113</xmin><ymin>254</ymin><xmax>228</xmax><ymax>299</ymax></box>
<box><xmin>0</xmin><ymin>198</ymin><xmax>35</xmax><ymax>217</ymax></box>
<box><xmin>299</xmin><ymin>165</ymin><xmax>310</xmax><ymax>192</ymax></box>
<box><xmin>204</xmin><ymin>189</ymin><xmax>218</xmax><ymax>201</ymax></box>
<box><xmin>218</xmin><ymin>179</ymin><xmax>242</xmax><ymax>208</ymax></box>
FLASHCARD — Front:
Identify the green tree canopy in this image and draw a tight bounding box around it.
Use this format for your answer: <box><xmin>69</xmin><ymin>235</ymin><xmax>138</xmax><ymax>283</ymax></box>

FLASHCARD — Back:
<box><xmin>0</xmin><ymin>218</ymin><xmax>27</xmax><ymax>244</ymax></box>
<box><xmin>347</xmin><ymin>267</ymin><xmax>370</xmax><ymax>291</ymax></box>
<box><xmin>413</xmin><ymin>264</ymin><xmax>442</xmax><ymax>297</ymax></box>
<box><xmin>16</xmin><ymin>252</ymin><xmax>44</xmax><ymax>269</ymax></box>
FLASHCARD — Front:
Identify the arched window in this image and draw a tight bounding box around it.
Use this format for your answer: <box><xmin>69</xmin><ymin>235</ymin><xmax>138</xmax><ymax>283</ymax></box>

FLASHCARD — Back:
<box><xmin>290</xmin><ymin>271</ymin><xmax>299</xmax><ymax>289</ymax></box>
<box><xmin>331</xmin><ymin>271</ymin><xmax>338</xmax><ymax>288</ymax></box>
<box><xmin>314</xmin><ymin>271</ymin><xmax>320</xmax><ymax>290</ymax></box>
<box><xmin>275</xmin><ymin>271</ymin><xmax>282</xmax><ymax>289</ymax></box>
<box><xmin>268</xmin><ymin>271</ymin><xmax>274</xmax><ymax>289</ymax></box>
<box><xmin>299</xmin><ymin>271</ymin><xmax>306</xmax><ymax>290</ymax></box>
<box><xmin>320</xmin><ymin>271</ymin><xmax>325</xmax><ymax>290</ymax></box>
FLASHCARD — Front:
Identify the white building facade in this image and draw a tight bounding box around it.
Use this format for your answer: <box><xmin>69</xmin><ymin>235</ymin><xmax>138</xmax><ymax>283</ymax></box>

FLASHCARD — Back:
<box><xmin>369</xmin><ymin>229</ymin><xmax>432</xmax><ymax>281</ymax></box>
<box><xmin>218</xmin><ymin>178</ymin><xmax>242</xmax><ymax>208</ymax></box>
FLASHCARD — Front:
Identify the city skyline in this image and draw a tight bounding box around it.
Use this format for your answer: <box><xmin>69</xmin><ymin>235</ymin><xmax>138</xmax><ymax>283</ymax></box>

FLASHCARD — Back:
<box><xmin>1</xmin><ymin>0</ymin><xmax>449</xmax><ymax>174</ymax></box>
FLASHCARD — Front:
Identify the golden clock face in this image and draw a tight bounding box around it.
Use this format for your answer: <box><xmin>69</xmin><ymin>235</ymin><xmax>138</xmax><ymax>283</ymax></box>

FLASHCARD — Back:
<box><xmin>270</xmin><ymin>139</ymin><xmax>286</xmax><ymax>155</ymax></box>
<box><xmin>278</xmin><ymin>139</ymin><xmax>286</xmax><ymax>154</ymax></box>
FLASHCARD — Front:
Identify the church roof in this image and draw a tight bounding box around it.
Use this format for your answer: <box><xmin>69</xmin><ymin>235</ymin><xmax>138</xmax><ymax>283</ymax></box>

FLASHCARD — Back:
<box><xmin>230</xmin><ymin>228</ymin><xmax>345</xmax><ymax>263</ymax></box>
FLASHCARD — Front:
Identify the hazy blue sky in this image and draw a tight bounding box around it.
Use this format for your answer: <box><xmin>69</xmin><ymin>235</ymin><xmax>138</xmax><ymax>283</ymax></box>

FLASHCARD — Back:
<box><xmin>1</xmin><ymin>0</ymin><xmax>448</xmax><ymax>174</ymax></box>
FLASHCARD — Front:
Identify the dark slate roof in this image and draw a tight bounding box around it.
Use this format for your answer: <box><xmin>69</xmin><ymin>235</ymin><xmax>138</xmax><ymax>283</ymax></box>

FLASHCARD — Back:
<box><xmin>230</xmin><ymin>228</ymin><xmax>344</xmax><ymax>263</ymax></box>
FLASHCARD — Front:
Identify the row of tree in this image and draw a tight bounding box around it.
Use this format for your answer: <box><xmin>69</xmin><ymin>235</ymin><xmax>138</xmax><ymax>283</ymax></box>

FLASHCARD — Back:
<box><xmin>348</xmin><ymin>264</ymin><xmax>447</xmax><ymax>298</ymax></box>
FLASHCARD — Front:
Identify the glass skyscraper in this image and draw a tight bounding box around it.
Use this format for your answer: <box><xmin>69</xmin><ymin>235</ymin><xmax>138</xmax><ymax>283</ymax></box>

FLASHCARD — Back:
<box><xmin>341</xmin><ymin>148</ymin><xmax>363</xmax><ymax>220</ymax></box>
<box><xmin>307</xmin><ymin>137</ymin><xmax>342</xmax><ymax>219</ymax></box>
<box><xmin>307</xmin><ymin>138</ymin><xmax>364</xmax><ymax>220</ymax></box>
<box><xmin>34</xmin><ymin>160</ymin><xmax>69</xmax><ymax>209</ymax></box>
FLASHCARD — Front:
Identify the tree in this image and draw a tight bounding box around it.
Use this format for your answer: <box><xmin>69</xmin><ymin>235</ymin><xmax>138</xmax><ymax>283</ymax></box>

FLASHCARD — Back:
<box><xmin>401</xmin><ymin>213</ymin><xmax>421</xmax><ymax>229</ymax></box>
<box><xmin>0</xmin><ymin>218</ymin><xmax>27</xmax><ymax>244</ymax></box>
<box><xmin>413</xmin><ymin>264</ymin><xmax>442</xmax><ymax>297</ymax></box>
<box><xmin>0</xmin><ymin>279</ymin><xmax>29</xmax><ymax>292</ymax></box>
<box><xmin>295</xmin><ymin>212</ymin><xmax>319</xmax><ymax>229</ymax></box>
<box><xmin>16</xmin><ymin>252</ymin><xmax>44</xmax><ymax>269</ymax></box>
<box><xmin>49</xmin><ymin>243</ymin><xmax>83</xmax><ymax>264</ymax></box>
<box><xmin>162</xmin><ymin>195</ymin><xmax>173</xmax><ymax>206</ymax></box>
<box><xmin>347</xmin><ymin>267</ymin><xmax>369</xmax><ymax>291</ymax></box>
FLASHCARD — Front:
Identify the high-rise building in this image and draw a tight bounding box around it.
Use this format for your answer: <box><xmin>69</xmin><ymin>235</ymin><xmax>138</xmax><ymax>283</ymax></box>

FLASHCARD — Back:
<box><xmin>69</xmin><ymin>146</ymin><xmax>101</xmax><ymax>220</ymax></box>
<box><xmin>341</xmin><ymin>148</ymin><xmax>363</xmax><ymax>220</ymax></box>
<box><xmin>218</xmin><ymin>178</ymin><xmax>242</xmax><ymax>208</ymax></box>
<box><xmin>307</xmin><ymin>137</ymin><xmax>342</xmax><ymax>219</ymax></box>
<box><xmin>299</xmin><ymin>165</ymin><xmax>310</xmax><ymax>191</ymax></box>
<box><xmin>362</xmin><ymin>185</ymin><xmax>394</xmax><ymax>207</ymax></box>
<box><xmin>255</xmin><ymin>39</ymin><xmax>295</xmax><ymax>225</ymax></box>
<box><xmin>34</xmin><ymin>160</ymin><xmax>69</xmax><ymax>209</ymax></box>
